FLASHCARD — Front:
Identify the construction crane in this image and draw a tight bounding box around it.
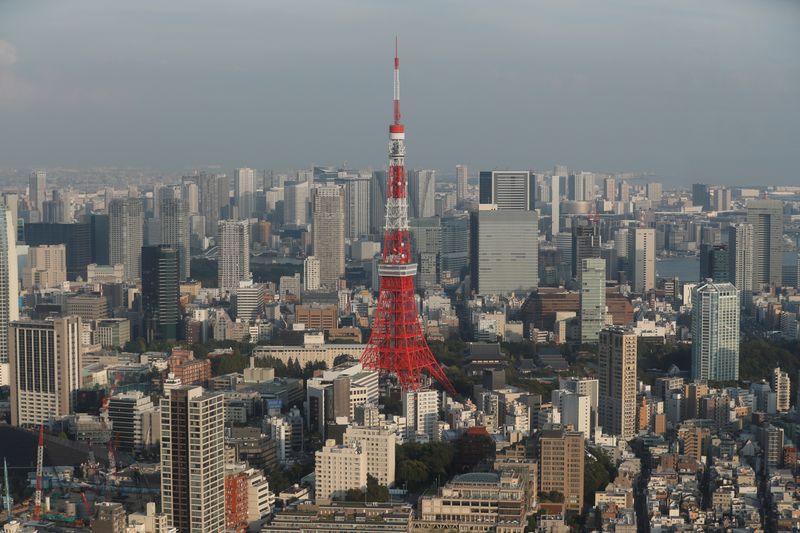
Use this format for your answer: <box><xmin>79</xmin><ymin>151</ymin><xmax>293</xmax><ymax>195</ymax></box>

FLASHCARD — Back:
<box><xmin>3</xmin><ymin>458</ymin><xmax>12</xmax><ymax>522</ymax></box>
<box><xmin>33</xmin><ymin>426</ymin><xmax>44</xmax><ymax>521</ymax></box>
<box><xmin>79</xmin><ymin>492</ymin><xmax>91</xmax><ymax>520</ymax></box>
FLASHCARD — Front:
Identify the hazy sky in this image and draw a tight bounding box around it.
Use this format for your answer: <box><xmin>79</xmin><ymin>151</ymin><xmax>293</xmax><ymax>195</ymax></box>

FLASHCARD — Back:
<box><xmin>1</xmin><ymin>0</ymin><xmax>798</xmax><ymax>184</ymax></box>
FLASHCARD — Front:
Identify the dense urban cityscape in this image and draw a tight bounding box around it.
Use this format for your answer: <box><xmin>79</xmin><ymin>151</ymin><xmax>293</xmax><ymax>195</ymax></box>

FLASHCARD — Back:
<box><xmin>2</xmin><ymin>2</ymin><xmax>800</xmax><ymax>533</ymax></box>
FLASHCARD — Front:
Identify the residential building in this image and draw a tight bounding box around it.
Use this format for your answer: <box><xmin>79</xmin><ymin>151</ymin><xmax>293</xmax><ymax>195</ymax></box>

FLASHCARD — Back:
<box><xmin>234</xmin><ymin>167</ymin><xmax>257</xmax><ymax>219</ymax></box>
<box><xmin>691</xmin><ymin>281</ymin><xmax>739</xmax><ymax>382</ymax></box>
<box><xmin>772</xmin><ymin>367</ymin><xmax>791</xmax><ymax>413</ymax></box>
<box><xmin>343</xmin><ymin>425</ymin><xmax>396</xmax><ymax>487</ymax></box>
<box><xmin>747</xmin><ymin>199</ymin><xmax>784</xmax><ymax>287</ymax></box>
<box><xmin>303</xmin><ymin>256</ymin><xmax>320</xmax><ymax>291</ymax></box>
<box><xmin>314</xmin><ymin>439</ymin><xmax>367</xmax><ymax>502</ymax></box>
<box><xmin>403</xmin><ymin>389</ymin><xmax>439</xmax><ymax>442</ymax></box>
<box><xmin>598</xmin><ymin>327</ymin><xmax>637</xmax><ymax>440</ymax></box>
<box><xmin>218</xmin><ymin>220</ymin><xmax>250</xmax><ymax>293</ymax></box>
<box><xmin>728</xmin><ymin>223</ymin><xmax>754</xmax><ymax>299</ymax></box>
<box><xmin>159</xmin><ymin>197</ymin><xmax>190</xmax><ymax>280</ymax></box>
<box><xmin>92</xmin><ymin>502</ymin><xmax>126</xmax><ymax>533</ymax></box>
<box><xmin>580</xmin><ymin>258</ymin><xmax>606</xmax><ymax>343</ymax></box>
<box><xmin>108</xmin><ymin>197</ymin><xmax>144</xmax><ymax>281</ymax></box>
<box><xmin>538</xmin><ymin>426</ymin><xmax>585</xmax><ymax>511</ymax></box>
<box><xmin>312</xmin><ymin>185</ymin><xmax>345</xmax><ymax>289</ymax></box>
<box><xmin>23</xmin><ymin>244</ymin><xmax>66</xmax><ymax>289</ymax></box>
<box><xmin>627</xmin><ymin>227</ymin><xmax>655</xmax><ymax>293</ymax></box>
<box><xmin>456</xmin><ymin>164</ymin><xmax>468</xmax><ymax>206</ymax></box>
<box><xmin>284</xmin><ymin>180</ymin><xmax>309</xmax><ymax>226</ymax></box>
<box><xmin>409</xmin><ymin>169</ymin><xmax>436</xmax><ymax>218</ymax></box>
<box><xmin>0</xmin><ymin>207</ymin><xmax>19</xmax><ymax>377</ymax></box>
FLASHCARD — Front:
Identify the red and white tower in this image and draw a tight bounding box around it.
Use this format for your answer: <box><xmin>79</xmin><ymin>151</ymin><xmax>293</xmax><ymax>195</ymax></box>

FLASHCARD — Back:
<box><xmin>360</xmin><ymin>41</ymin><xmax>456</xmax><ymax>396</ymax></box>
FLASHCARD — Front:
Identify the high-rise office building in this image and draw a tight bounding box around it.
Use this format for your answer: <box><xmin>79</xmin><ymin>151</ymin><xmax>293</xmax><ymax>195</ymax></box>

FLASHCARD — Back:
<box><xmin>550</xmin><ymin>174</ymin><xmax>561</xmax><ymax>236</ymax></box>
<box><xmin>284</xmin><ymin>180</ymin><xmax>309</xmax><ymax>227</ymax></box>
<box><xmin>691</xmin><ymin>281</ymin><xmax>739</xmax><ymax>382</ymax></box>
<box><xmin>159</xmin><ymin>197</ymin><xmax>190</xmax><ymax>280</ymax></box>
<box><xmin>627</xmin><ymin>227</ymin><xmax>655</xmax><ymax>293</ymax></box>
<box><xmin>199</xmin><ymin>173</ymin><xmax>229</xmax><ymax>238</ymax></box>
<box><xmin>340</xmin><ymin>175</ymin><xmax>371</xmax><ymax>238</ymax></box>
<box><xmin>692</xmin><ymin>183</ymin><xmax>710</xmax><ymax>210</ymax></box>
<box><xmin>29</xmin><ymin>170</ymin><xmax>47</xmax><ymax>213</ymax></box>
<box><xmin>602</xmin><ymin>177</ymin><xmax>616</xmax><ymax>202</ymax></box>
<box><xmin>369</xmin><ymin>170</ymin><xmax>388</xmax><ymax>237</ymax></box>
<box><xmin>598</xmin><ymin>327</ymin><xmax>637</xmax><ymax>440</ymax></box>
<box><xmin>471</xmin><ymin>207</ymin><xmax>538</xmax><ymax>295</ymax></box>
<box><xmin>571</xmin><ymin>218</ymin><xmax>601</xmax><ymax>280</ymax></box>
<box><xmin>646</xmin><ymin>182</ymin><xmax>662</xmax><ymax>203</ymax></box>
<box><xmin>699</xmin><ymin>244</ymin><xmax>729</xmax><ymax>282</ymax></box>
<box><xmin>303</xmin><ymin>256</ymin><xmax>320</xmax><ymax>292</ymax></box>
<box><xmin>312</xmin><ymin>186</ymin><xmax>345</xmax><ymax>289</ymax></box>
<box><xmin>109</xmin><ymin>197</ymin><xmax>144</xmax><ymax>281</ymax></box>
<box><xmin>456</xmin><ymin>165</ymin><xmax>468</xmax><ymax>206</ymax></box>
<box><xmin>728</xmin><ymin>223</ymin><xmax>753</xmax><ymax>299</ymax></box>
<box><xmin>746</xmin><ymin>199</ymin><xmax>784</xmax><ymax>287</ymax></box>
<box><xmin>234</xmin><ymin>279</ymin><xmax>266</xmax><ymax>321</ymax></box>
<box><xmin>479</xmin><ymin>171</ymin><xmax>535</xmax><ymax>210</ymax></box>
<box><xmin>617</xmin><ymin>180</ymin><xmax>630</xmax><ymax>203</ymax></box>
<box><xmin>440</xmin><ymin>214</ymin><xmax>470</xmax><ymax>281</ymax></box>
<box><xmin>9</xmin><ymin>317</ymin><xmax>82</xmax><ymax>427</ymax></box>
<box><xmin>218</xmin><ymin>220</ymin><xmax>250</xmax><ymax>293</ymax></box>
<box><xmin>538</xmin><ymin>426</ymin><xmax>584</xmax><ymax>511</ymax></box>
<box><xmin>234</xmin><ymin>168</ymin><xmax>257</xmax><ymax>219</ymax></box>
<box><xmin>409</xmin><ymin>170</ymin><xmax>436</xmax><ymax>219</ymax></box>
<box><xmin>89</xmin><ymin>213</ymin><xmax>110</xmax><ymax>265</ymax></box>
<box><xmin>23</xmin><ymin>244</ymin><xmax>67</xmax><ymax>289</ymax></box>
<box><xmin>107</xmin><ymin>391</ymin><xmax>158</xmax><ymax>452</ymax></box>
<box><xmin>0</xmin><ymin>207</ymin><xmax>18</xmax><ymax>385</ymax></box>
<box><xmin>182</xmin><ymin>180</ymin><xmax>200</xmax><ymax>215</ymax></box>
<box><xmin>580</xmin><ymin>258</ymin><xmax>606</xmax><ymax>344</ymax></box>
<box><xmin>25</xmin><ymin>223</ymin><xmax>92</xmax><ymax>281</ymax></box>
<box><xmin>142</xmin><ymin>245</ymin><xmax>180</xmax><ymax>341</ymax></box>
<box><xmin>567</xmin><ymin>172</ymin><xmax>594</xmax><ymax>202</ymax></box>
<box><xmin>409</xmin><ymin>217</ymin><xmax>441</xmax><ymax>289</ymax></box>
<box><xmin>160</xmin><ymin>386</ymin><xmax>225</xmax><ymax>533</ymax></box>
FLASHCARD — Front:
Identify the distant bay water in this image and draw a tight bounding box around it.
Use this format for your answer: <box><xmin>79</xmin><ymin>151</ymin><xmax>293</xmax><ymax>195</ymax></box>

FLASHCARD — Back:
<box><xmin>656</xmin><ymin>251</ymin><xmax>798</xmax><ymax>283</ymax></box>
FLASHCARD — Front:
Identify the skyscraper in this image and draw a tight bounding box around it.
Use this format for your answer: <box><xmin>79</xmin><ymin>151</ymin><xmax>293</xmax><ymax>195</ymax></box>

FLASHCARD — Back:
<box><xmin>28</xmin><ymin>170</ymin><xmax>47</xmax><ymax>213</ymax></box>
<box><xmin>0</xmin><ymin>208</ymin><xmax>18</xmax><ymax>387</ymax></box>
<box><xmin>456</xmin><ymin>164</ymin><xmax>468</xmax><ymax>206</ymax></box>
<box><xmin>550</xmin><ymin>174</ymin><xmax>561</xmax><ymax>236</ymax></box>
<box><xmin>24</xmin><ymin>222</ymin><xmax>92</xmax><ymax>281</ymax></box>
<box><xmin>645</xmin><ymin>182</ymin><xmax>662</xmax><ymax>203</ymax></box>
<box><xmin>409</xmin><ymin>169</ymin><xmax>436</xmax><ymax>218</ymax></box>
<box><xmin>538</xmin><ymin>426</ymin><xmax>585</xmax><ymax>511</ymax></box>
<box><xmin>199</xmin><ymin>173</ymin><xmax>229</xmax><ymax>238</ymax></box>
<box><xmin>160</xmin><ymin>197</ymin><xmax>190</xmax><ymax>280</ymax></box>
<box><xmin>567</xmin><ymin>172</ymin><xmax>594</xmax><ymax>202</ymax></box>
<box><xmin>217</xmin><ymin>220</ymin><xmax>250</xmax><ymax>293</ymax></box>
<box><xmin>479</xmin><ymin>171</ymin><xmax>535</xmax><ymax>210</ymax></box>
<box><xmin>304</xmin><ymin>256</ymin><xmax>320</xmax><ymax>291</ymax></box>
<box><xmin>409</xmin><ymin>217</ymin><xmax>441</xmax><ymax>289</ymax></box>
<box><xmin>108</xmin><ymin>197</ymin><xmax>144</xmax><ymax>281</ymax></box>
<box><xmin>699</xmin><ymin>244</ymin><xmax>729</xmax><ymax>282</ymax></box>
<box><xmin>160</xmin><ymin>386</ymin><xmax>225</xmax><ymax>533</ymax></box>
<box><xmin>9</xmin><ymin>317</ymin><xmax>82</xmax><ymax>427</ymax></box>
<box><xmin>602</xmin><ymin>177</ymin><xmax>616</xmax><ymax>202</ymax></box>
<box><xmin>691</xmin><ymin>280</ymin><xmax>739</xmax><ymax>382</ymax></box>
<box><xmin>284</xmin><ymin>180</ymin><xmax>309</xmax><ymax>226</ymax></box>
<box><xmin>627</xmin><ymin>227</ymin><xmax>655</xmax><ymax>293</ymax></box>
<box><xmin>369</xmin><ymin>171</ymin><xmax>388</xmax><ymax>237</ymax></box>
<box><xmin>692</xmin><ymin>183</ymin><xmax>710</xmax><ymax>210</ymax></box>
<box><xmin>580</xmin><ymin>258</ymin><xmax>606</xmax><ymax>344</ymax></box>
<box><xmin>440</xmin><ymin>214</ymin><xmax>470</xmax><ymax>281</ymax></box>
<box><xmin>746</xmin><ymin>199</ymin><xmax>784</xmax><ymax>287</ymax></box>
<box><xmin>339</xmin><ymin>174</ymin><xmax>371</xmax><ymax>239</ymax></box>
<box><xmin>312</xmin><ymin>185</ymin><xmax>345</xmax><ymax>289</ymax></box>
<box><xmin>598</xmin><ymin>327</ymin><xmax>637</xmax><ymax>440</ymax></box>
<box><xmin>141</xmin><ymin>245</ymin><xmax>180</xmax><ymax>341</ymax></box>
<box><xmin>234</xmin><ymin>167</ymin><xmax>257</xmax><ymax>219</ymax></box>
<box><xmin>728</xmin><ymin>223</ymin><xmax>753</xmax><ymax>300</ymax></box>
<box><xmin>472</xmin><ymin>207</ymin><xmax>538</xmax><ymax>295</ymax></box>
<box><xmin>571</xmin><ymin>218</ymin><xmax>601</xmax><ymax>280</ymax></box>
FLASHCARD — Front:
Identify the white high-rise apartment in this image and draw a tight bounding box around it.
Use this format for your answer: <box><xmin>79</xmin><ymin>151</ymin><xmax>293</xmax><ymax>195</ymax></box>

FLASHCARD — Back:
<box><xmin>598</xmin><ymin>327</ymin><xmax>637</xmax><ymax>440</ymax></box>
<box><xmin>343</xmin><ymin>425</ymin><xmax>396</xmax><ymax>487</ymax></box>
<box><xmin>746</xmin><ymin>199</ymin><xmax>784</xmax><ymax>287</ymax></box>
<box><xmin>284</xmin><ymin>180</ymin><xmax>309</xmax><ymax>226</ymax></box>
<box><xmin>402</xmin><ymin>389</ymin><xmax>439</xmax><ymax>442</ymax></box>
<box><xmin>109</xmin><ymin>197</ymin><xmax>144</xmax><ymax>281</ymax></box>
<box><xmin>9</xmin><ymin>317</ymin><xmax>83</xmax><ymax>427</ymax></box>
<box><xmin>691</xmin><ymin>281</ymin><xmax>739</xmax><ymax>382</ymax></box>
<box><xmin>627</xmin><ymin>227</ymin><xmax>655</xmax><ymax>293</ymax></box>
<box><xmin>234</xmin><ymin>167</ymin><xmax>257</xmax><ymax>219</ymax></box>
<box><xmin>410</xmin><ymin>170</ymin><xmax>436</xmax><ymax>218</ymax></box>
<box><xmin>23</xmin><ymin>245</ymin><xmax>67</xmax><ymax>289</ymax></box>
<box><xmin>456</xmin><ymin>165</ymin><xmax>468</xmax><ymax>205</ymax></box>
<box><xmin>728</xmin><ymin>223</ymin><xmax>753</xmax><ymax>302</ymax></box>
<box><xmin>314</xmin><ymin>439</ymin><xmax>367</xmax><ymax>502</ymax></box>
<box><xmin>580</xmin><ymin>258</ymin><xmax>606</xmax><ymax>343</ymax></box>
<box><xmin>161</xmin><ymin>386</ymin><xmax>225</xmax><ymax>533</ymax></box>
<box><xmin>160</xmin><ymin>197</ymin><xmax>190</xmax><ymax>280</ymax></box>
<box><xmin>0</xmin><ymin>207</ymin><xmax>19</xmax><ymax>384</ymax></box>
<box><xmin>303</xmin><ymin>256</ymin><xmax>320</xmax><ymax>291</ymax></box>
<box><xmin>312</xmin><ymin>186</ymin><xmax>345</xmax><ymax>289</ymax></box>
<box><xmin>29</xmin><ymin>170</ymin><xmax>47</xmax><ymax>213</ymax></box>
<box><xmin>218</xmin><ymin>220</ymin><xmax>250</xmax><ymax>293</ymax></box>
<box><xmin>772</xmin><ymin>367</ymin><xmax>791</xmax><ymax>413</ymax></box>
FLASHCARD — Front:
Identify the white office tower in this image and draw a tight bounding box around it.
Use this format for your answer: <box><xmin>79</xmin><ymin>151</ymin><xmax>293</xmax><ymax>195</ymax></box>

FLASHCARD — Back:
<box><xmin>559</xmin><ymin>377</ymin><xmax>599</xmax><ymax>434</ymax></box>
<box><xmin>627</xmin><ymin>227</ymin><xmax>655</xmax><ymax>293</ymax></box>
<box><xmin>9</xmin><ymin>317</ymin><xmax>82</xmax><ymax>427</ymax></box>
<box><xmin>29</xmin><ymin>170</ymin><xmax>47</xmax><ymax>213</ymax></box>
<box><xmin>284</xmin><ymin>180</ymin><xmax>309</xmax><ymax>226</ymax></box>
<box><xmin>728</xmin><ymin>223</ymin><xmax>753</xmax><ymax>302</ymax></box>
<box><xmin>409</xmin><ymin>169</ymin><xmax>436</xmax><ymax>219</ymax></box>
<box><xmin>218</xmin><ymin>220</ymin><xmax>250</xmax><ymax>293</ymax></box>
<box><xmin>314</xmin><ymin>439</ymin><xmax>367</xmax><ymax>502</ymax></box>
<box><xmin>235</xmin><ymin>279</ymin><xmax>265</xmax><ymax>321</ymax></box>
<box><xmin>580</xmin><ymin>258</ymin><xmax>606</xmax><ymax>343</ymax></box>
<box><xmin>0</xmin><ymin>207</ymin><xmax>19</xmax><ymax>385</ymax></box>
<box><xmin>402</xmin><ymin>389</ymin><xmax>440</xmax><ymax>443</ymax></box>
<box><xmin>550</xmin><ymin>174</ymin><xmax>561</xmax><ymax>236</ymax></box>
<box><xmin>234</xmin><ymin>167</ymin><xmax>257</xmax><ymax>219</ymax></box>
<box><xmin>161</xmin><ymin>386</ymin><xmax>225</xmax><ymax>533</ymax></box>
<box><xmin>474</xmin><ymin>206</ymin><xmax>538</xmax><ymax>295</ymax></box>
<box><xmin>312</xmin><ymin>185</ymin><xmax>345</xmax><ymax>290</ymax></box>
<box><xmin>456</xmin><ymin>164</ymin><xmax>468</xmax><ymax>205</ymax></box>
<box><xmin>343</xmin><ymin>425</ymin><xmax>396</xmax><ymax>487</ymax></box>
<box><xmin>746</xmin><ymin>199</ymin><xmax>784</xmax><ymax>288</ymax></box>
<box><xmin>303</xmin><ymin>256</ymin><xmax>321</xmax><ymax>291</ymax></box>
<box><xmin>772</xmin><ymin>367</ymin><xmax>791</xmax><ymax>413</ymax></box>
<box><xmin>598</xmin><ymin>327</ymin><xmax>637</xmax><ymax>440</ymax></box>
<box><xmin>109</xmin><ymin>197</ymin><xmax>144</xmax><ymax>281</ymax></box>
<box><xmin>342</xmin><ymin>174</ymin><xmax>371</xmax><ymax>238</ymax></box>
<box><xmin>552</xmin><ymin>390</ymin><xmax>591</xmax><ymax>438</ymax></box>
<box><xmin>159</xmin><ymin>197</ymin><xmax>190</xmax><ymax>280</ymax></box>
<box><xmin>691</xmin><ymin>281</ymin><xmax>740</xmax><ymax>382</ymax></box>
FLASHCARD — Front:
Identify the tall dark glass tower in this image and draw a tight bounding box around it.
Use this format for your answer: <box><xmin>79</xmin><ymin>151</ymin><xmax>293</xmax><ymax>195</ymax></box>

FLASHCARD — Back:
<box><xmin>141</xmin><ymin>245</ymin><xmax>180</xmax><ymax>341</ymax></box>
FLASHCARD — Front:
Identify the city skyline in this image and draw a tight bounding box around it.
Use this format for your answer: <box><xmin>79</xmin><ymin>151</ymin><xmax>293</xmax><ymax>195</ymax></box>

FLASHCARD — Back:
<box><xmin>1</xmin><ymin>0</ymin><xmax>799</xmax><ymax>184</ymax></box>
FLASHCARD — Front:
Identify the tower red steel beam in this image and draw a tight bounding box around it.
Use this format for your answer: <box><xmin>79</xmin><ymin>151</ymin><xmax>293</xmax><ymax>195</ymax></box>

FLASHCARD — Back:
<box><xmin>34</xmin><ymin>425</ymin><xmax>44</xmax><ymax>520</ymax></box>
<box><xmin>360</xmin><ymin>40</ymin><xmax>456</xmax><ymax>397</ymax></box>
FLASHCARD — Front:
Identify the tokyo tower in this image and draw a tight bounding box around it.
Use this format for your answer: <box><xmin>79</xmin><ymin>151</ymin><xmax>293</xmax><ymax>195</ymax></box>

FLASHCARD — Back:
<box><xmin>360</xmin><ymin>41</ymin><xmax>456</xmax><ymax>397</ymax></box>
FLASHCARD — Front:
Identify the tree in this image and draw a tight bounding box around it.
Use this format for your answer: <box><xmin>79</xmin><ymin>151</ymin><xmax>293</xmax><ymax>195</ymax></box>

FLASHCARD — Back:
<box><xmin>396</xmin><ymin>459</ymin><xmax>429</xmax><ymax>490</ymax></box>
<box><xmin>365</xmin><ymin>474</ymin><xmax>390</xmax><ymax>502</ymax></box>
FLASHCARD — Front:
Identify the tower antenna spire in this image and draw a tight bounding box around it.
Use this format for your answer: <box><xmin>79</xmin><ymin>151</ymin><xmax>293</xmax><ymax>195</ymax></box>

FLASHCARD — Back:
<box><xmin>393</xmin><ymin>36</ymin><xmax>401</xmax><ymax>125</ymax></box>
